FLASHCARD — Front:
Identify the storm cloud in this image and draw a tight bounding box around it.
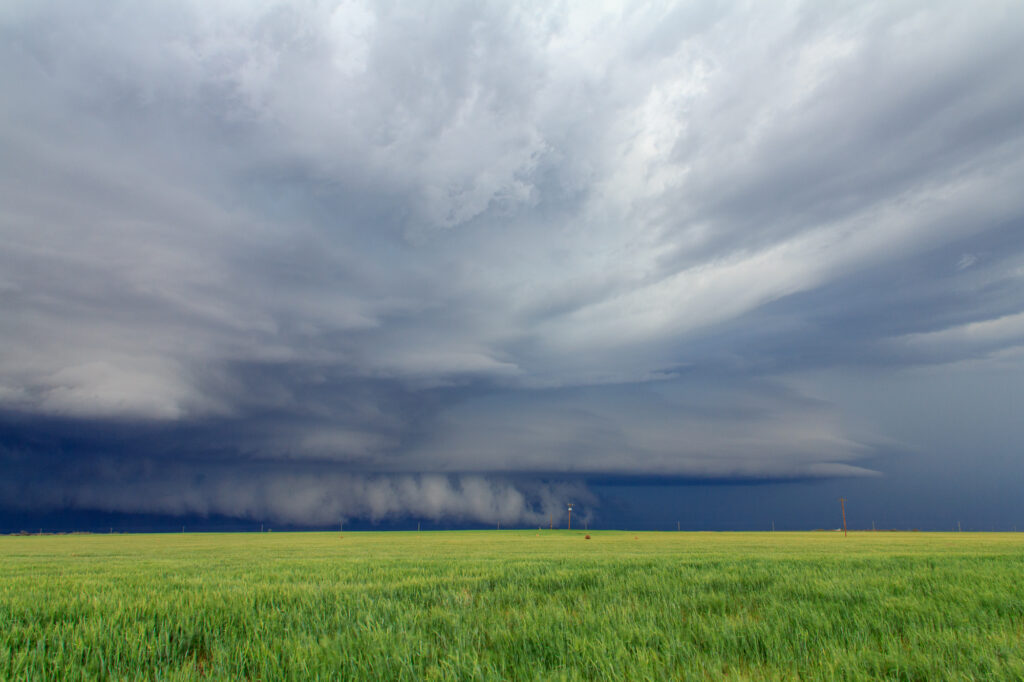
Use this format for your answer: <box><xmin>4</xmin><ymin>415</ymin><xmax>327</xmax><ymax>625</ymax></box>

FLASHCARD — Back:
<box><xmin>2</xmin><ymin>1</ymin><xmax>1023</xmax><ymax>526</ymax></box>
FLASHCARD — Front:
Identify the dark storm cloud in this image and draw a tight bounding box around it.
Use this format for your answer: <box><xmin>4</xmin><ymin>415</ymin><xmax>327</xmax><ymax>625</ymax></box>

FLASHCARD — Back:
<box><xmin>2</xmin><ymin>1</ymin><xmax>1023</xmax><ymax>525</ymax></box>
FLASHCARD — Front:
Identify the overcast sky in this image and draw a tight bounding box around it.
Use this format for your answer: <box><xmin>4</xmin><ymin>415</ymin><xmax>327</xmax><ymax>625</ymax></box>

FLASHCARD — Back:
<box><xmin>2</xmin><ymin>0</ymin><xmax>1023</xmax><ymax>530</ymax></box>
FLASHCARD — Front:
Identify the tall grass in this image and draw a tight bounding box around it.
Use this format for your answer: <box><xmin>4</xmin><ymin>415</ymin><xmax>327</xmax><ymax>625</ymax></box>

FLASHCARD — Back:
<box><xmin>2</xmin><ymin>531</ymin><xmax>1023</xmax><ymax>680</ymax></box>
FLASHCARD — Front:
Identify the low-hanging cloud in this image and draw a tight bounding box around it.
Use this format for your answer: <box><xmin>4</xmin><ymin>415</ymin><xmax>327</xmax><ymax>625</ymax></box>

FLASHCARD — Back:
<box><xmin>2</xmin><ymin>1</ymin><xmax>1024</xmax><ymax>524</ymax></box>
<box><xmin>0</xmin><ymin>439</ymin><xmax>593</xmax><ymax>526</ymax></box>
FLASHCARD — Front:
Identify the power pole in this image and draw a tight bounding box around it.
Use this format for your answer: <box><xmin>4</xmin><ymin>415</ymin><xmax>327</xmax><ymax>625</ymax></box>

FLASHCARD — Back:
<box><xmin>549</xmin><ymin>514</ymin><xmax>553</xmax><ymax>530</ymax></box>
<box><xmin>567</xmin><ymin>503</ymin><xmax>574</xmax><ymax>530</ymax></box>
<box><xmin>839</xmin><ymin>498</ymin><xmax>847</xmax><ymax>537</ymax></box>
<box><xmin>771</xmin><ymin>521</ymin><xmax>775</xmax><ymax>532</ymax></box>
<box><xmin>677</xmin><ymin>521</ymin><xmax>681</xmax><ymax>532</ymax></box>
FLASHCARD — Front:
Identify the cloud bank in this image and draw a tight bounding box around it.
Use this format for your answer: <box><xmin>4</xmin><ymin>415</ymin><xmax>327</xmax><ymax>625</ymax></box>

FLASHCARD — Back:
<box><xmin>1</xmin><ymin>1</ymin><xmax>1023</xmax><ymax>524</ymax></box>
<box><xmin>0</xmin><ymin>457</ymin><xmax>591</xmax><ymax>527</ymax></box>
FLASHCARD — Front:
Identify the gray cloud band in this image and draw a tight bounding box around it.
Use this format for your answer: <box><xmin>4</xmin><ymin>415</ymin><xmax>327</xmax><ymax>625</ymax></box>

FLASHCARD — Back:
<box><xmin>0</xmin><ymin>465</ymin><xmax>592</xmax><ymax>527</ymax></box>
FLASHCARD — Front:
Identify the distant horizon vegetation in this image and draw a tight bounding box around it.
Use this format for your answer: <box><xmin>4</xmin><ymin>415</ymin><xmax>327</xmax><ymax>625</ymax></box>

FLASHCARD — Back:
<box><xmin>3</xmin><ymin>513</ymin><xmax>1016</xmax><ymax>536</ymax></box>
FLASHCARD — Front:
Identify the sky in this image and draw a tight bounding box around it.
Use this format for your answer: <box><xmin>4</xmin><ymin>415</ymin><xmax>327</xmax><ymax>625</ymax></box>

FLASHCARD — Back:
<box><xmin>2</xmin><ymin>0</ymin><xmax>1023</xmax><ymax>532</ymax></box>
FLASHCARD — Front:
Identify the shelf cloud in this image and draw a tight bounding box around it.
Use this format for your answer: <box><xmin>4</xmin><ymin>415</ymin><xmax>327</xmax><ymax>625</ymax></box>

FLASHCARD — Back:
<box><xmin>2</xmin><ymin>1</ymin><xmax>1023</xmax><ymax>525</ymax></box>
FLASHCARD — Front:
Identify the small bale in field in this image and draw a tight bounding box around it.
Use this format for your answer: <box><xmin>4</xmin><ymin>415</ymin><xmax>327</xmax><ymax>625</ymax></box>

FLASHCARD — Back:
<box><xmin>585</xmin><ymin>534</ymin><xmax>590</xmax><ymax>539</ymax></box>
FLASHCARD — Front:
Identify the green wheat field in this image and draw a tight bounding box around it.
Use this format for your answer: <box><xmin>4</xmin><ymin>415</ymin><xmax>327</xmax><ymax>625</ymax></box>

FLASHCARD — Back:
<box><xmin>2</xmin><ymin>531</ymin><xmax>1023</xmax><ymax>680</ymax></box>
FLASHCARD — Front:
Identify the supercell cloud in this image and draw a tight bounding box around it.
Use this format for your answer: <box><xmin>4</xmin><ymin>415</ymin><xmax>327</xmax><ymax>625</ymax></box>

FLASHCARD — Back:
<box><xmin>1</xmin><ymin>1</ymin><xmax>1023</xmax><ymax>526</ymax></box>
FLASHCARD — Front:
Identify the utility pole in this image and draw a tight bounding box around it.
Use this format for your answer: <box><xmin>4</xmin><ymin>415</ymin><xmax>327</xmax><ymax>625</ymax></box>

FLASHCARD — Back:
<box><xmin>567</xmin><ymin>503</ymin><xmax>574</xmax><ymax>530</ymax></box>
<box><xmin>958</xmin><ymin>520</ymin><xmax>961</xmax><ymax>533</ymax></box>
<box><xmin>771</xmin><ymin>521</ymin><xmax>775</xmax><ymax>532</ymax></box>
<box><xmin>839</xmin><ymin>498</ymin><xmax>847</xmax><ymax>537</ymax></box>
<box><xmin>549</xmin><ymin>514</ymin><xmax>553</xmax><ymax>530</ymax></box>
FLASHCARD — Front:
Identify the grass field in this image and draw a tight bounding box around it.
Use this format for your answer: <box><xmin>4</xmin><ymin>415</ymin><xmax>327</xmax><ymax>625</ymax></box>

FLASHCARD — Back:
<box><xmin>2</xmin><ymin>530</ymin><xmax>1023</xmax><ymax>680</ymax></box>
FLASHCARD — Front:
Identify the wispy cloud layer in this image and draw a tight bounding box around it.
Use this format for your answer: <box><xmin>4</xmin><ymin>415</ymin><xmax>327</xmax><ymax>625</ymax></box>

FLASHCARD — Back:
<box><xmin>2</xmin><ymin>1</ymin><xmax>1023</xmax><ymax>524</ymax></box>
